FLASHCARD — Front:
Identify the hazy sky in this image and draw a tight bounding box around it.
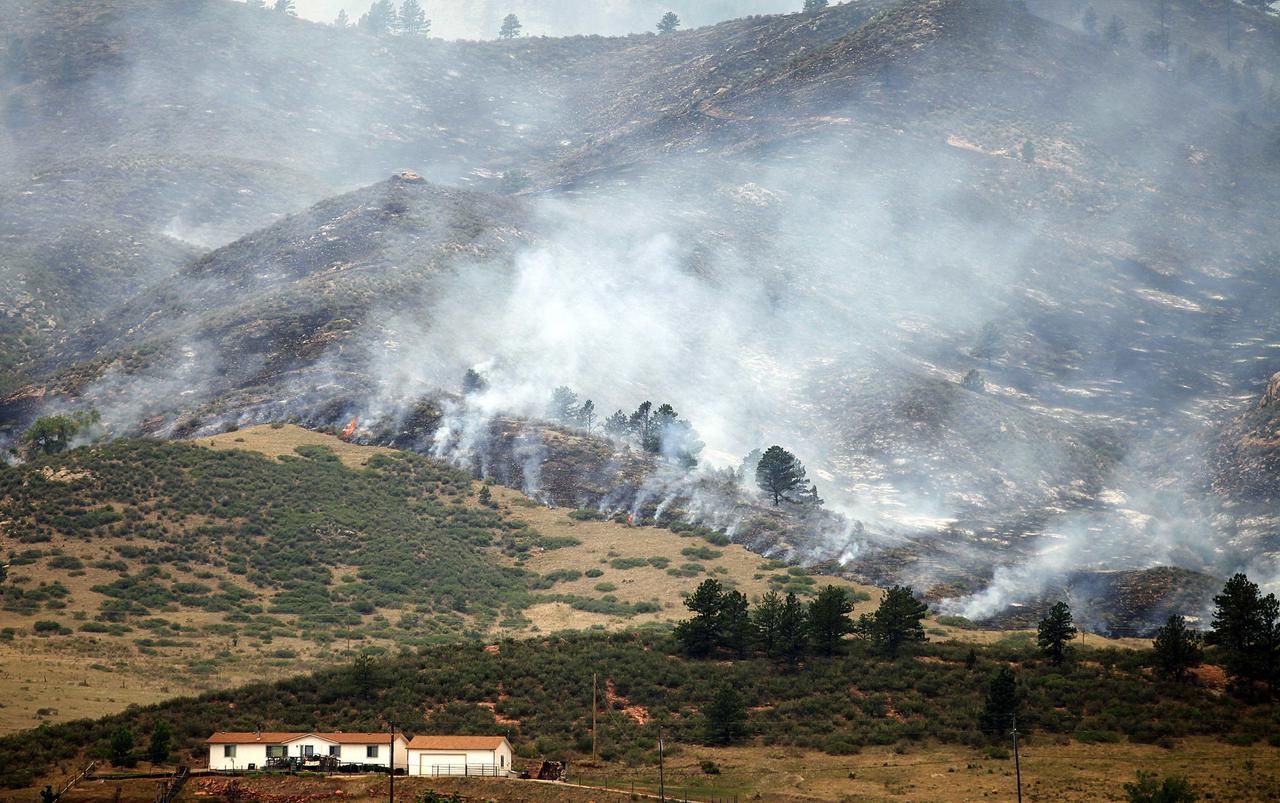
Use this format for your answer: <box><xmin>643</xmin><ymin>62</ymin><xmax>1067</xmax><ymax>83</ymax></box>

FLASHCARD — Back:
<box><xmin>292</xmin><ymin>0</ymin><xmax>801</xmax><ymax>39</ymax></box>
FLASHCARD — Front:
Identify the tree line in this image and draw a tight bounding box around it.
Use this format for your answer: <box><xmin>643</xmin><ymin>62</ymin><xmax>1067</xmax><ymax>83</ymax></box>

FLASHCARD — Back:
<box><xmin>673</xmin><ymin>578</ymin><xmax>927</xmax><ymax>664</ymax></box>
<box><xmin>547</xmin><ymin>386</ymin><xmax>704</xmax><ymax>469</ymax></box>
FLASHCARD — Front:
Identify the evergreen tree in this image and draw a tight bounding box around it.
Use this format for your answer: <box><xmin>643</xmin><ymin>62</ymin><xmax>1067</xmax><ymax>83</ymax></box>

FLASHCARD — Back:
<box><xmin>1152</xmin><ymin>614</ymin><xmax>1203</xmax><ymax>683</ymax></box>
<box><xmin>548</xmin><ymin>386</ymin><xmax>580</xmax><ymax>424</ymax></box>
<box><xmin>807</xmin><ymin>585</ymin><xmax>854</xmax><ymax>656</ymax></box>
<box><xmin>860</xmin><ymin>585</ymin><xmax>928</xmax><ymax>657</ymax></box>
<box><xmin>1082</xmin><ymin>6</ymin><xmax>1097</xmax><ymax>35</ymax></box>
<box><xmin>1123</xmin><ymin>771</ymin><xmax>1198</xmax><ymax>803</ymax></box>
<box><xmin>776</xmin><ymin>591</ymin><xmax>809</xmax><ymax>667</ymax></box>
<box><xmin>803</xmin><ymin>0</ymin><xmax>828</xmax><ymax>11</ymax></box>
<box><xmin>148</xmin><ymin>721</ymin><xmax>172</xmax><ymax>764</ymax></box>
<box><xmin>1037</xmin><ymin>601</ymin><xmax>1078</xmax><ymax>665</ymax></box>
<box><xmin>720</xmin><ymin>589</ymin><xmax>752</xmax><ymax>657</ymax></box>
<box><xmin>335</xmin><ymin>9</ymin><xmax>350</xmax><ymax>26</ymax></box>
<box><xmin>1104</xmin><ymin>15</ymin><xmax>1128</xmax><ymax>47</ymax></box>
<box><xmin>360</xmin><ymin>0</ymin><xmax>397</xmax><ymax>35</ymax></box>
<box><xmin>656</xmin><ymin>12</ymin><xmax>681</xmax><ymax>34</ymax></box>
<box><xmin>399</xmin><ymin>0</ymin><xmax>430</xmax><ymax>35</ymax></box>
<box><xmin>702</xmin><ymin>685</ymin><xmax>747</xmax><ymax>745</ymax></box>
<box><xmin>462</xmin><ymin>367</ymin><xmax>488</xmax><ymax>394</ymax></box>
<box><xmin>603</xmin><ymin>409</ymin><xmax>629</xmax><ymax>438</ymax></box>
<box><xmin>629</xmin><ymin>401</ymin><xmax>657</xmax><ymax>450</ymax></box>
<box><xmin>674</xmin><ymin>579</ymin><xmax>724</xmax><ymax>658</ymax></box>
<box><xmin>499</xmin><ymin>13</ymin><xmax>523</xmax><ymax>39</ymax></box>
<box><xmin>979</xmin><ymin>666</ymin><xmax>1019</xmax><ymax>737</ymax></box>
<box><xmin>273</xmin><ymin>0</ymin><xmax>296</xmax><ymax>14</ymax></box>
<box><xmin>577</xmin><ymin>400</ymin><xmax>596</xmax><ymax>433</ymax></box>
<box><xmin>755</xmin><ymin>445</ymin><xmax>809</xmax><ymax>505</ymax></box>
<box><xmin>354</xmin><ymin>651</ymin><xmax>377</xmax><ymax>698</ymax></box>
<box><xmin>751</xmin><ymin>590</ymin><xmax>785</xmax><ymax>658</ymax></box>
<box><xmin>1207</xmin><ymin>572</ymin><xmax>1279</xmax><ymax>690</ymax></box>
<box><xmin>108</xmin><ymin>727</ymin><xmax>135</xmax><ymax>767</ymax></box>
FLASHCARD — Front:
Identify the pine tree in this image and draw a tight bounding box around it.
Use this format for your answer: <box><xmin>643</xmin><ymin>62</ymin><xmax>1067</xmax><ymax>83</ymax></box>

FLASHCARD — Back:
<box><xmin>1082</xmin><ymin>6</ymin><xmax>1097</xmax><ymax>35</ymax></box>
<box><xmin>1207</xmin><ymin>572</ymin><xmax>1279</xmax><ymax>689</ymax></box>
<box><xmin>148</xmin><ymin>721</ymin><xmax>172</xmax><ymax>764</ymax></box>
<box><xmin>603</xmin><ymin>409</ymin><xmax>629</xmax><ymax>438</ymax></box>
<box><xmin>776</xmin><ymin>592</ymin><xmax>808</xmax><ymax>667</ymax></box>
<box><xmin>577</xmin><ymin>400</ymin><xmax>596</xmax><ymax>433</ymax></box>
<box><xmin>1104</xmin><ymin>15</ymin><xmax>1128</xmax><ymax>48</ymax></box>
<box><xmin>702</xmin><ymin>686</ymin><xmax>747</xmax><ymax>745</ymax></box>
<box><xmin>360</xmin><ymin>0</ymin><xmax>397</xmax><ymax>35</ymax></box>
<box><xmin>674</xmin><ymin>579</ymin><xmax>724</xmax><ymax>658</ymax></box>
<box><xmin>807</xmin><ymin>585</ymin><xmax>854</xmax><ymax>656</ymax></box>
<box><xmin>755</xmin><ymin>445</ymin><xmax>809</xmax><ymax>505</ymax></box>
<box><xmin>335</xmin><ymin>9</ymin><xmax>350</xmax><ymax>26</ymax></box>
<box><xmin>656</xmin><ymin>12</ymin><xmax>681</xmax><ymax>34</ymax></box>
<box><xmin>803</xmin><ymin>0</ymin><xmax>828</xmax><ymax>11</ymax></box>
<box><xmin>861</xmin><ymin>585</ymin><xmax>928</xmax><ymax>658</ymax></box>
<box><xmin>751</xmin><ymin>590</ymin><xmax>785</xmax><ymax>658</ymax></box>
<box><xmin>1037</xmin><ymin>601</ymin><xmax>1078</xmax><ymax>665</ymax></box>
<box><xmin>1152</xmin><ymin>614</ymin><xmax>1203</xmax><ymax>683</ymax></box>
<box><xmin>399</xmin><ymin>0</ymin><xmax>430</xmax><ymax>35</ymax></box>
<box><xmin>548</xmin><ymin>386</ymin><xmax>580</xmax><ymax>424</ymax></box>
<box><xmin>499</xmin><ymin>13</ymin><xmax>523</xmax><ymax>39</ymax></box>
<box><xmin>109</xmin><ymin>727</ymin><xmax>135</xmax><ymax>768</ymax></box>
<box><xmin>720</xmin><ymin>589</ymin><xmax>752</xmax><ymax>657</ymax></box>
<box><xmin>979</xmin><ymin>667</ymin><xmax>1019</xmax><ymax>738</ymax></box>
<box><xmin>273</xmin><ymin>0</ymin><xmax>296</xmax><ymax>15</ymax></box>
<box><xmin>1123</xmin><ymin>771</ymin><xmax>1198</xmax><ymax>803</ymax></box>
<box><xmin>629</xmin><ymin>401</ymin><xmax>657</xmax><ymax>450</ymax></box>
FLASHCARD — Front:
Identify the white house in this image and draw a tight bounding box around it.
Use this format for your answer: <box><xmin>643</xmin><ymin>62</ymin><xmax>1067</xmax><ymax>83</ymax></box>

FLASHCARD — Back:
<box><xmin>406</xmin><ymin>735</ymin><xmax>514</xmax><ymax>777</ymax></box>
<box><xmin>205</xmin><ymin>732</ymin><xmax>408</xmax><ymax>772</ymax></box>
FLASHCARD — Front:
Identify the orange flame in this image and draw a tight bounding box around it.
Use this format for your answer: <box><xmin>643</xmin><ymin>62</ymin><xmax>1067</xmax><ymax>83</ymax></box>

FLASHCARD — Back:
<box><xmin>340</xmin><ymin>417</ymin><xmax>358</xmax><ymax>441</ymax></box>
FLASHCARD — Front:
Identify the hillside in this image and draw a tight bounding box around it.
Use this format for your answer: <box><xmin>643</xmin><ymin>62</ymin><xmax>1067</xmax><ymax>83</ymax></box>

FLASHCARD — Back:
<box><xmin>0</xmin><ymin>425</ymin><xmax>880</xmax><ymax>733</ymax></box>
<box><xmin>1</xmin><ymin>630</ymin><xmax>1278</xmax><ymax>798</ymax></box>
<box><xmin>4</xmin><ymin>0</ymin><xmax>1280</xmax><ymax>716</ymax></box>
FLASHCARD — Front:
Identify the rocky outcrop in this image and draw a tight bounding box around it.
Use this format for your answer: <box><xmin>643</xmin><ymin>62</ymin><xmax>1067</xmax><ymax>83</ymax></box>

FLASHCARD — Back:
<box><xmin>1213</xmin><ymin>372</ymin><xmax>1280</xmax><ymax>502</ymax></box>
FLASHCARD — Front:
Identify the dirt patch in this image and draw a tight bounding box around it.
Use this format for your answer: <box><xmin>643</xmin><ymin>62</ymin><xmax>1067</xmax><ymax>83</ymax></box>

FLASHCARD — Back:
<box><xmin>604</xmin><ymin>679</ymin><xmax>650</xmax><ymax>725</ymax></box>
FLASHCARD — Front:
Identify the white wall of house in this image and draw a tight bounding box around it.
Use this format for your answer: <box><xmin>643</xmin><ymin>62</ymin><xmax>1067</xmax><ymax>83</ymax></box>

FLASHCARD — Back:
<box><xmin>209</xmin><ymin>737</ymin><xmax>407</xmax><ymax>771</ymax></box>
<box><xmin>209</xmin><ymin>743</ymin><xmax>270</xmax><ymax>771</ymax></box>
<box><xmin>408</xmin><ymin>744</ymin><xmax>513</xmax><ymax>776</ymax></box>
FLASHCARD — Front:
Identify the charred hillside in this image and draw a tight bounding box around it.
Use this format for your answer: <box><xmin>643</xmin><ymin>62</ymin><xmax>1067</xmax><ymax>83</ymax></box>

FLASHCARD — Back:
<box><xmin>5</xmin><ymin>0</ymin><xmax>1280</xmax><ymax>631</ymax></box>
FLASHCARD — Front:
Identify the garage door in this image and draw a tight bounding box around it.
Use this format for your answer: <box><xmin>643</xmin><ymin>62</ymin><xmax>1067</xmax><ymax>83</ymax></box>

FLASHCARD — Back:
<box><xmin>420</xmin><ymin>753</ymin><xmax>467</xmax><ymax>775</ymax></box>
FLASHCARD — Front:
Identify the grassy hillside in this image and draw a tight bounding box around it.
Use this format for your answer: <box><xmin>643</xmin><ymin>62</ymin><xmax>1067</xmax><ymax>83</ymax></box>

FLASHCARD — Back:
<box><xmin>0</xmin><ymin>425</ymin><xmax>879</xmax><ymax>733</ymax></box>
<box><xmin>0</xmin><ymin>630</ymin><xmax>1277</xmax><ymax>795</ymax></box>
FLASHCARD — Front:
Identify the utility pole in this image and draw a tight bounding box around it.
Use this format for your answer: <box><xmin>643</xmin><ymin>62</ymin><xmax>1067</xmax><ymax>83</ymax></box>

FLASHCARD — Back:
<box><xmin>658</xmin><ymin>728</ymin><xmax>666</xmax><ymax>803</ymax></box>
<box><xmin>591</xmin><ymin>672</ymin><xmax>598</xmax><ymax>764</ymax></box>
<box><xmin>1011</xmin><ymin>714</ymin><xmax>1022</xmax><ymax>803</ymax></box>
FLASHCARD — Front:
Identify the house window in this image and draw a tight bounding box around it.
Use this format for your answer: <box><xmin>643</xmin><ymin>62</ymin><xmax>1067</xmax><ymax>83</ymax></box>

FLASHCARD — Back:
<box><xmin>302</xmin><ymin>745</ymin><xmax>314</xmax><ymax>757</ymax></box>
<box><xmin>500</xmin><ymin>755</ymin><xmax>505</xmax><ymax>768</ymax></box>
<box><xmin>224</xmin><ymin>745</ymin><xmax>237</xmax><ymax>758</ymax></box>
<box><xmin>266</xmin><ymin>746</ymin><xmax>285</xmax><ymax>759</ymax></box>
<box><xmin>329</xmin><ymin>746</ymin><xmax>341</xmax><ymax>757</ymax></box>
<box><xmin>366</xmin><ymin>746</ymin><xmax>379</xmax><ymax>759</ymax></box>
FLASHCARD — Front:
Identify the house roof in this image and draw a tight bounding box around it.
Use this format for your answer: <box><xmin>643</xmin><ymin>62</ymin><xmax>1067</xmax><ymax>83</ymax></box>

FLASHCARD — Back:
<box><xmin>406</xmin><ymin>735</ymin><xmax>509</xmax><ymax>751</ymax></box>
<box><xmin>205</xmin><ymin>732</ymin><xmax>405</xmax><ymax>745</ymax></box>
